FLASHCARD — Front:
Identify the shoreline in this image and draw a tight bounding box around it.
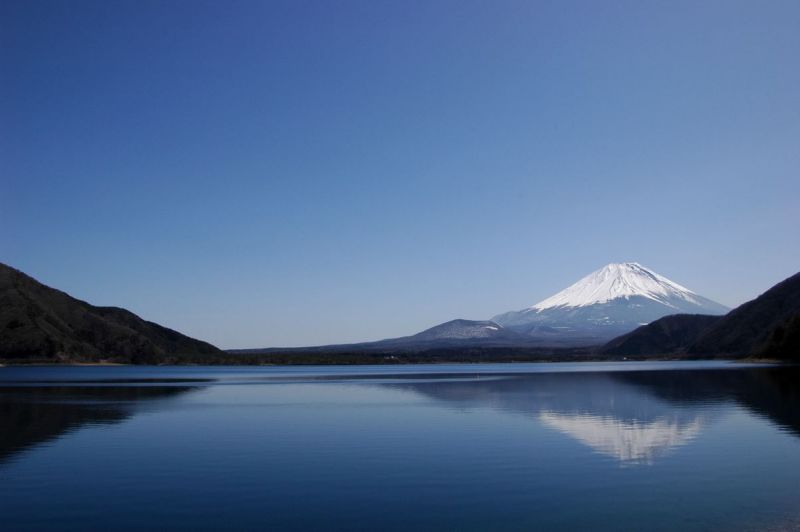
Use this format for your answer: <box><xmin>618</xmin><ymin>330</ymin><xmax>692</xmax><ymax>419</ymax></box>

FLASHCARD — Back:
<box><xmin>0</xmin><ymin>358</ymin><xmax>782</xmax><ymax>368</ymax></box>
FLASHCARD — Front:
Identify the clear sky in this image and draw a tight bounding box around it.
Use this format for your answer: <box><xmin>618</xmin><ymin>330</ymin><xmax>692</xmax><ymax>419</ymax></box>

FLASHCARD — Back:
<box><xmin>2</xmin><ymin>0</ymin><xmax>799</xmax><ymax>348</ymax></box>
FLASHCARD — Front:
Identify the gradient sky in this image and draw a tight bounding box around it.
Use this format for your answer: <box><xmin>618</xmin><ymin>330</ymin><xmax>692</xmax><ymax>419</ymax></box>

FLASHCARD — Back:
<box><xmin>2</xmin><ymin>0</ymin><xmax>799</xmax><ymax>348</ymax></box>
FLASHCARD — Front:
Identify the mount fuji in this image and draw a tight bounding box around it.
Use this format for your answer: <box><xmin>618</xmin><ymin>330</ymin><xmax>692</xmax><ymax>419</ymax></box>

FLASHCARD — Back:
<box><xmin>491</xmin><ymin>262</ymin><xmax>729</xmax><ymax>345</ymax></box>
<box><xmin>238</xmin><ymin>262</ymin><xmax>731</xmax><ymax>354</ymax></box>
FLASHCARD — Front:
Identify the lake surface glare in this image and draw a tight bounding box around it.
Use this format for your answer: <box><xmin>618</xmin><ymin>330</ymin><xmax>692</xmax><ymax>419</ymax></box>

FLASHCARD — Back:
<box><xmin>2</xmin><ymin>361</ymin><xmax>799</xmax><ymax>531</ymax></box>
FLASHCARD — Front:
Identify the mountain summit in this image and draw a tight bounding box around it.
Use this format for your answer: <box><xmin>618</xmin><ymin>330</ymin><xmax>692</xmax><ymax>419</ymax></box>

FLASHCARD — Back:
<box><xmin>532</xmin><ymin>262</ymin><xmax>709</xmax><ymax>310</ymax></box>
<box><xmin>492</xmin><ymin>263</ymin><xmax>729</xmax><ymax>344</ymax></box>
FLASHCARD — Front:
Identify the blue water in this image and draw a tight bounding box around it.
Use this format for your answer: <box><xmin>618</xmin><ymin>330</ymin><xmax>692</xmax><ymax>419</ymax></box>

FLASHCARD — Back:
<box><xmin>1</xmin><ymin>361</ymin><xmax>799</xmax><ymax>531</ymax></box>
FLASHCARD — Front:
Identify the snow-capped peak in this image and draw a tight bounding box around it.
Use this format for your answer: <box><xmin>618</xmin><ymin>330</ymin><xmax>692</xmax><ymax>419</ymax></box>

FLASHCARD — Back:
<box><xmin>531</xmin><ymin>262</ymin><xmax>700</xmax><ymax>310</ymax></box>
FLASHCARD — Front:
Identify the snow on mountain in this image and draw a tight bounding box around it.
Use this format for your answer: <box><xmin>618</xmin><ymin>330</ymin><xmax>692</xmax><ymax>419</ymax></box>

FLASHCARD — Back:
<box><xmin>492</xmin><ymin>262</ymin><xmax>730</xmax><ymax>344</ymax></box>
<box><xmin>532</xmin><ymin>262</ymin><xmax>702</xmax><ymax>310</ymax></box>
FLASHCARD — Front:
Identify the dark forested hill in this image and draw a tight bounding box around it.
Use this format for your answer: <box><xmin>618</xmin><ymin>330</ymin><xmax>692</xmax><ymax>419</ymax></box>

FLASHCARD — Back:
<box><xmin>602</xmin><ymin>314</ymin><xmax>722</xmax><ymax>356</ymax></box>
<box><xmin>0</xmin><ymin>263</ymin><xmax>222</xmax><ymax>363</ymax></box>
<box><xmin>756</xmin><ymin>313</ymin><xmax>800</xmax><ymax>362</ymax></box>
<box><xmin>689</xmin><ymin>272</ymin><xmax>800</xmax><ymax>357</ymax></box>
<box><xmin>602</xmin><ymin>271</ymin><xmax>800</xmax><ymax>360</ymax></box>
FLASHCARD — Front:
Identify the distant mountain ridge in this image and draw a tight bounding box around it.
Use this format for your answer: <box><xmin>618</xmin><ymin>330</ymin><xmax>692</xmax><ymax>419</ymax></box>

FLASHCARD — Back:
<box><xmin>0</xmin><ymin>263</ymin><xmax>222</xmax><ymax>362</ymax></box>
<box><xmin>403</xmin><ymin>319</ymin><xmax>524</xmax><ymax>342</ymax></box>
<box><xmin>492</xmin><ymin>263</ymin><xmax>729</xmax><ymax>344</ymax></box>
<box><xmin>235</xmin><ymin>319</ymin><xmax>533</xmax><ymax>355</ymax></box>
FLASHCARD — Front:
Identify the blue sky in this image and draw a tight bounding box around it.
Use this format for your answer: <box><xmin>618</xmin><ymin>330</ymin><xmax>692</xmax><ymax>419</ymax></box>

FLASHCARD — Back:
<box><xmin>2</xmin><ymin>0</ymin><xmax>799</xmax><ymax>348</ymax></box>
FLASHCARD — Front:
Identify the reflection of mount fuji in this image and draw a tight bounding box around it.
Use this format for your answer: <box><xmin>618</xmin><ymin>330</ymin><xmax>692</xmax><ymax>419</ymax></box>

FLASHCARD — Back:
<box><xmin>538</xmin><ymin>412</ymin><xmax>706</xmax><ymax>463</ymax></box>
<box><xmin>384</xmin><ymin>367</ymin><xmax>800</xmax><ymax>464</ymax></box>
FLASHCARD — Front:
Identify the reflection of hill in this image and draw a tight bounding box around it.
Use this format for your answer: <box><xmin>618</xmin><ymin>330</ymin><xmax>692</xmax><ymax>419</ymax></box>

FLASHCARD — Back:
<box><xmin>615</xmin><ymin>367</ymin><xmax>800</xmax><ymax>437</ymax></box>
<box><xmin>0</xmin><ymin>385</ymin><xmax>197</xmax><ymax>464</ymax></box>
<box><xmin>387</xmin><ymin>366</ymin><xmax>800</xmax><ymax>463</ymax></box>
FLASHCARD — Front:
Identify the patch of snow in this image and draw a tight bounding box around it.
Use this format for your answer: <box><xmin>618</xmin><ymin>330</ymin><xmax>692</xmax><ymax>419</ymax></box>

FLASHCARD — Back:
<box><xmin>531</xmin><ymin>262</ymin><xmax>701</xmax><ymax>310</ymax></box>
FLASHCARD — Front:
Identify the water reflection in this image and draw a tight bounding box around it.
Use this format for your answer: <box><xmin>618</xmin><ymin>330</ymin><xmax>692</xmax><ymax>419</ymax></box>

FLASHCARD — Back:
<box><xmin>615</xmin><ymin>367</ymin><xmax>800</xmax><ymax>438</ymax></box>
<box><xmin>386</xmin><ymin>367</ymin><xmax>800</xmax><ymax>464</ymax></box>
<box><xmin>538</xmin><ymin>412</ymin><xmax>706</xmax><ymax>463</ymax></box>
<box><xmin>0</xmin><ymin>385</ymin><xmax>199</xmax><ymax>464</ymax></box>
<box><xmin>2</xmin><ymin>365</ymin><xmax>798</xmax><ymax>470</ymax></box>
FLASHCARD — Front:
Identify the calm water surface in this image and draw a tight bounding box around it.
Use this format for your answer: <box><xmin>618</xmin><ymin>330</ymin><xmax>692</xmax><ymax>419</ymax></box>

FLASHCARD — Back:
<box><xmin>1</xmin><ymin>361</ymin><xmax>799</xmax><ymax>531</ymax></box>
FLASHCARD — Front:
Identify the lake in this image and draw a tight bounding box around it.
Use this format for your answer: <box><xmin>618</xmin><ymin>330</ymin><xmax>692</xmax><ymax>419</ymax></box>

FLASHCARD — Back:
<box><xmin>1</xmin><ymin>361</ymin><xmax>799</xmax><ymax>531</ymax></box>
